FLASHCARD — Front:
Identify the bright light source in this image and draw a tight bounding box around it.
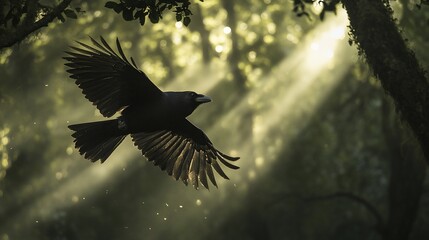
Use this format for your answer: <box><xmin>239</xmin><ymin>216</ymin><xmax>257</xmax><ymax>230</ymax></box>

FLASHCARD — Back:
<box><xmin>255</xmin><ymin>157</ymin><xmax>265</xmax><ymax>167</ymax></box>
<box><xmin>263</xmin><ymin>35</ymin><xmax>274</xmax><ymax>44</ymax></box>
<box><xmin>267</xmin><ymin>23</ymin><xmax>276</xmax><ymax>34</ymax></box>
<box><xmin>172</xmin><ymin>34</ymin><xmax>182</xmax><ymax>44</ymax></box>
<box><xmin>331</xmin><ymin>26</ymin><xmax>346</xmax><ymax>40</ymax></box>
<box><xmin>248</xmin><ymin>51</ymin><xmax>256</xmax><ymax>62</ymax></box>
<box><xmin>312</xmin><ymin>1</ymin><xmax>324</xmax><ymax>14</ymax></box>
<box><xmin>1</xmin><ymin>137</ymin><xmax>8</xmax><ymax>145</ymax></box>
<box><xmin>306</xmin><ymin>13</ymin><xmax>348</xmax><ymax>65</ymax></box>
<box><xmin>310</xmin><ymin>42</ymin><xmax>320</xmax><ymax>51</ymax></box>
<box><xmin>326</xmin><ymin>50</ymin><xmax>334</xmax><ymax>59</ymax></box>
<box><xmin>223</xmin><ymin>26</ymin><xmax>231</xmax><ymax>34</ymax></box>
<box><xmin>175</xmin><ymin>21</ymin><xmax>183</xmax><ymax>29</ymax></box>
<box><xmin>286</xmin><ymin>34</ymin><xmax>299</xmax><ymax>44</ymax></box>
<box><xmin>215</xmin><ymin>45</ymin><xmax>224</xmax><ymax>53</ymax></box>
<box><xmin>1</xmin><ymin>158</ymin><xmax>8</xmax><ymax>168</ymax></box>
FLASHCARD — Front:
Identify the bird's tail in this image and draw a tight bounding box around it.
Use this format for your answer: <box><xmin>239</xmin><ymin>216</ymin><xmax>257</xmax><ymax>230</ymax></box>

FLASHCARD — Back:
<box><xmin>68</xmin><ymin>120</ymin><xmax>126</xmax><ymax>162</ymax></box>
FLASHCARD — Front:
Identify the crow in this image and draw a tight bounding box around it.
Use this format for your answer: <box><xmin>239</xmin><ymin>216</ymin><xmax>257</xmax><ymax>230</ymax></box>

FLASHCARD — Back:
<box><xmin>64</xmin><ymin>36</ymin><xmax>239</xmax><ymax>189</ymax></box>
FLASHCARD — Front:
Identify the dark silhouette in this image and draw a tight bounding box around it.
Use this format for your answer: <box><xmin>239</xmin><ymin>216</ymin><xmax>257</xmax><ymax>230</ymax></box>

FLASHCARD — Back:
<box><xmin>64</xmin><ymin>36</ymin><xmax>239</xmax><ymax>189</ymax></box>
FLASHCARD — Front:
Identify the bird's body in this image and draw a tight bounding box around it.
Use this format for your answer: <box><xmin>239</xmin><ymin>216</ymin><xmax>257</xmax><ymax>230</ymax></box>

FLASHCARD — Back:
<box><xmin>121</xmin><ymin>93</ymin><xmax>176</xmax><ymax>132</ymax></box>
<box><xmin>65</xmin><ymin>36</ymin><xmax>238</xmax><ymax>189</ymax></box>
<box><xmin>120</xmin><ymin>91</ymin><xmax>209</xmax><ymax>132</ymax></box>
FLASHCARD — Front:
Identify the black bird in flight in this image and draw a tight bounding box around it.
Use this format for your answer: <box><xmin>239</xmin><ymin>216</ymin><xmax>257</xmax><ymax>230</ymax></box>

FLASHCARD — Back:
<box><xmin>64</xmin><ymin>36</ymin><xmax>239</xmax><ymax>189</ymax></box>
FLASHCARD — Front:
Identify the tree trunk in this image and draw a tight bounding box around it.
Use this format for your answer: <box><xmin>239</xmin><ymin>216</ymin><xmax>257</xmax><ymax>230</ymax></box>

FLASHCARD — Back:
<box><xmin>187</xmin><ymin>3</ymin><xmax>212</xmax><ymax>64</ymax></box>
<box><xmin>341</xmin><ymin>0</ymin><xmax>429</xmax><ymax>165</ymax></box>
<box><xmin>381</xmin><ymin>98</ymin><xmax>427</xmax><ymax>240</ymax></box>
<box><xmin>220</xmin><ymin>0</ymin><xmax>247</xmax><ymax>92</ymax></box>
<box><xmin>220</xmin><ymin>0</ymin><xmax>255</xmax><ymax>161</ymax></box>
<box><xmin>385</xmin><ymin>147</ymin><xmax>426</xmax><ymax>240</ymax></box>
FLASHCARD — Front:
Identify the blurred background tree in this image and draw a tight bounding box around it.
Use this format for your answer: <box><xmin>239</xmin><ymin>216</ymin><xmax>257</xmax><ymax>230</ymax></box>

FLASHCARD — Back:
<box><xmin>0</xmin><ymin>0</ymin><xmax>428</xmax><ymax>240</ymax></box>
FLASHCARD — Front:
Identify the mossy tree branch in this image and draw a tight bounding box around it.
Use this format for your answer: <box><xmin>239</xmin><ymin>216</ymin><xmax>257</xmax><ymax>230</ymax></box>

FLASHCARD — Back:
<box><xmin>0</xmin><ymin>0</ymin><xmax>73</xmax><ymax>49</ymax></box>
<box><xmin>342</xmin><ymin>0</ymin><xmax>429</xmax><ymax>164</ymax></box>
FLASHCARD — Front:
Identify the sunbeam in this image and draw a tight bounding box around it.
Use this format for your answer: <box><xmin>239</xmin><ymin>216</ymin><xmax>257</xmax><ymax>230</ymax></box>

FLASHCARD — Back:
<box><xmin>208</xmin><ymin>10</ymin><xmax>354</xmax><ymax>183</ymax></box>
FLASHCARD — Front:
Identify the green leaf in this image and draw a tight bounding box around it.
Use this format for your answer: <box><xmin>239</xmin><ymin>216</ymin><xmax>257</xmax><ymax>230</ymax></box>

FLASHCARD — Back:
<box><xmin>105</xmin><ymin>1</ymin><xmax>118</xmax><ymax>9</ymax></box>
<box><xmin>136</xmin><ymin>1</ymin><xmax>147</xmax><ymax>8</ymax></box>
<box><xmin>106</xmin><ymin>1</ymin><xmax>123</xmax><ymax>13</ymax></box>
<box><xmin>159</xmin><ymin>4</ymin><xmax>167</xmax><ymax>12</ymax></box>
<box><xmin>176</xmin><ymin>13</ymin><xmax>182</xmax><ymax>22</ymax></box>
<box><xmin>184</xmin><ymin>9</ymin><xmax>192</xmax><ymax>16</ymax></box>
<box><xmin>57</xmin><ymin>13</ymin><xmax>66</xmax><ymax>23</ymax></box>
<box><xmin>139</xmin><ymin>15</ymin><xmax>146</xmax><ymax>25</ymax></box>
<box><xmin>149</xmin><ymin>11</ymin><xmax>159</xmax><ymax>23</ymax></box>
<box><xmin>122</xmin><ymin>8</ymin><xmax>134</xmax><ymax>21</ymax></box>
<box><xmin>113</xmin><ymin>4</ymin><xmax>124</xmax><ymax>14</ymax></box>
<box><xmin>134</xmin><ymin>9</ymin><xmax>143</xmax><ymax>18</ymax></box>
<box><xmin>64</xmin><ymin>9</ymin><xmax>77</xmax><ymax>19</ymax></box>
<box><xmin>183</xmin><ymin>16</ymin><xmax>191</xmax><ymax>26</ymax></box>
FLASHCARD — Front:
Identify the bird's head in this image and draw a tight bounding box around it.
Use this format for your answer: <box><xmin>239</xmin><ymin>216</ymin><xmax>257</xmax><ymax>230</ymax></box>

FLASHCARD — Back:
<box><xmin>166</xmin><ymin>91</ymin><xmax>212</xmax><ymax>117</ymax></box>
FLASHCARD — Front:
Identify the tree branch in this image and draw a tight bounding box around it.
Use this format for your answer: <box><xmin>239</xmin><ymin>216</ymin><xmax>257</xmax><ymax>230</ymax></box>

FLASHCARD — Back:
<box><xmin>0</xmin><ymin>0</ymin><xmax>72</xmax><ymax>49</ymax></box>
<box><xmin>305</xmin><ymin>192</ymin><xmax>385</xmax><ymax>232</ymax></box>
<box><xmin>270</xmin><ymin>191</ymin><xmax>385</xmax><ymax>233</ymax></box>
<box><xmin>341</xmin><ymin>0</ymin><xmax>429</xmax><ymax>164</ymax></box>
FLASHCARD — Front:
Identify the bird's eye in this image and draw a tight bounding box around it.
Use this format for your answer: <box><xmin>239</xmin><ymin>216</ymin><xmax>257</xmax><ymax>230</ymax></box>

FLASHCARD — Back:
<box><xmin>189</xmin><ymin>92</ymin><xmax>196</xmax><ymax>97</ymax></box>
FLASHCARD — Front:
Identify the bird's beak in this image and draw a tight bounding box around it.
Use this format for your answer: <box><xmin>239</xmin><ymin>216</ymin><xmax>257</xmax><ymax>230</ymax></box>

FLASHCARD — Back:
<box><xmin>195</xmin><ymin>94</ymin><xmax>212</xmax><ymax>104</ymax></box>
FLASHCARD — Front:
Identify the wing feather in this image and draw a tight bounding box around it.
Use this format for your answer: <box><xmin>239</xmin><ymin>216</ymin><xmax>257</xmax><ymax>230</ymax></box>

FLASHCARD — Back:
<box><xmin>199</xmin><ymin>151</ymin><xmax>209</xmax><ymax>189</ymax></box>
<box><xmin>172</xmin><ymin>142</ymin><xmax>191</xmax><ymax>180</ymax></box>
<box><xmin>130</xmin><ymin>120</ymin><xmax>239</xmax><ymax>189</ymax></box>
<box><xmin>64</xmin><ymin>36</ymin><xmax>164</xmax><ymax>117</ymax></box>
<box><xmin>165</xmin><ymin>139</ymin><xmax>187</xmax><ymax>175</ymax></box>
<box><xmin>206</xmin><ymin>162</ymin><xmax>217</xmax><ymax>187</ymax></box>
<box><xmin>180</xmin><ymin>147</ymin><xmax>194</xmax><ymax>185</ymax></box>
<box><xmin>189</xmin><ymin>150</ymin><xmax>200</xmax><ymax>189</ymax></box>
<box><xmin>97</xmin><ymin>36</ymin><xmax>118</xmax><ymax>56</ymax></box>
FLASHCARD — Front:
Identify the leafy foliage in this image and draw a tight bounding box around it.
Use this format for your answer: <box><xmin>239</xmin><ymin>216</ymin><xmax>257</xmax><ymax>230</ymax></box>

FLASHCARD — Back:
<box><xmin>0</xmin><ymin>1</ymin><xmax>81</xmax><ymax>27</ymax></box>
<box><xmin>292</xmin><ymin>0</ymin><xmax>340</xmax><ymax>20</ymax></box>
<box><xmin>0</xmin><ymin>0</ymin><xmax>82</xmax><ymax>48</ymax></box>
<box><xmin>0</xmin><ymin>1</ymin><xmax>26</xmax><ymax>27</ymax></box>
<box><xmin>104</xmin><ymin>0</ymin><xmax>203</xmax><ymax>26</ymax></box>
<box><xmin>416</xmin><ymin>0</ymin><xmax>429</xmax><ymax>9</ymax></box>
<box><xmin>56</xmin><ymin>7</ymin><xmax>83</xmax><ymax>23</ymax></box>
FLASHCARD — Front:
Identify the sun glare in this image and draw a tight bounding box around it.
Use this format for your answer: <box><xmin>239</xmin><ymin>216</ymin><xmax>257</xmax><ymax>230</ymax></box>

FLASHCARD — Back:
<box><xmin>223</xmin><ymin>26</ymin><xmax>231</xmax><ymax>34</ymax></box>
<box><xmin>215</xmin><ymin>45</ymin><xmax>224</xmax><ymax>53</ymax></box>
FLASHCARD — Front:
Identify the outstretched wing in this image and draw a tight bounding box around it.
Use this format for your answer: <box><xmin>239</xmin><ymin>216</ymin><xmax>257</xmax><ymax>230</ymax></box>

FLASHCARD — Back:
<box><xmin>64</xmin><ymin>36</ymin><xmax>164</xmax><ymax>117</ymax></box>
<box><xmin>131</xmin><ymin>120</ymin><xmax>239</xmax><ymax>189</ymax></box>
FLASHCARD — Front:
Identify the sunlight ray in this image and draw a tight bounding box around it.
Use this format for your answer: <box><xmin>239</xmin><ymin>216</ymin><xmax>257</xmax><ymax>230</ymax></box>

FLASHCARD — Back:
<box><xmin>205</xmin><ymin>10</ymin><xmax>353</xmax><ymax>184</ymax></box>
